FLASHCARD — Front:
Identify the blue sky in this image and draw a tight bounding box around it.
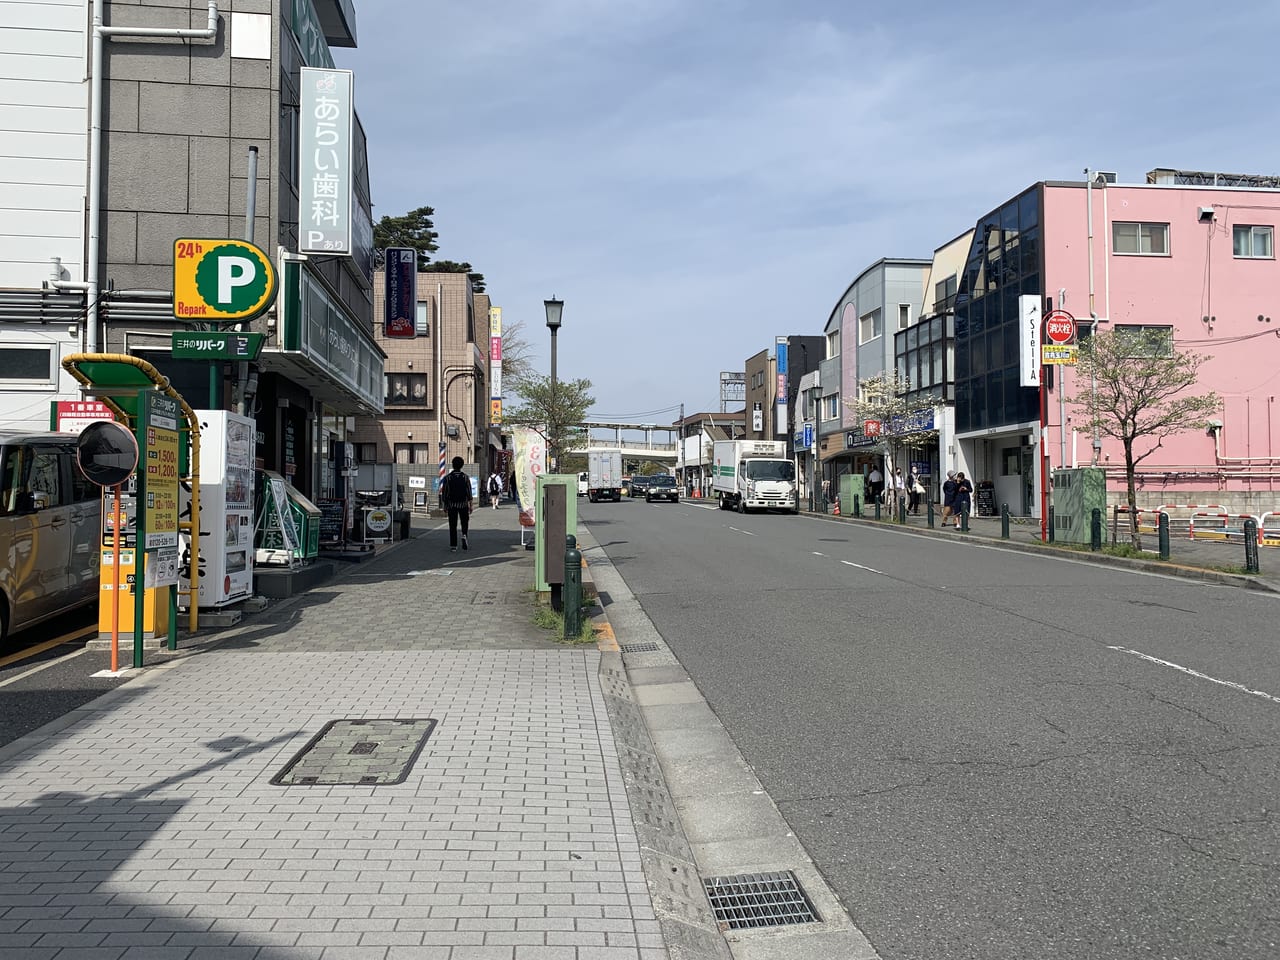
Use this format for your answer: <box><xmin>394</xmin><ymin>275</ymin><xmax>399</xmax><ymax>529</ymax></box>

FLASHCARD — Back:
<box><xmin>337</xmin><ymin>1</ymin><xmax>1280</xmax><ymax>424</ymax></box>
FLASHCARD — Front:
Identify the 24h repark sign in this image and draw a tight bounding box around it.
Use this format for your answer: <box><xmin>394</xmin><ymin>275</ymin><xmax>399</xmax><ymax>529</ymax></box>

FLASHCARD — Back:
<box><xmin>1042</xmin><ymin>309</ymin><xmax>1078</xmax><ymax>365</ymax></box>
<box><xmin>172</xmin><ymin>239</ymin><xmax>277</xmax><ymax>322</ymax></box>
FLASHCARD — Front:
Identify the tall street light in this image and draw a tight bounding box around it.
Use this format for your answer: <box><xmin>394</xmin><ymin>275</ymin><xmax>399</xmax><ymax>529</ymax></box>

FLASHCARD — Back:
<box><xmin>544</xmin><ymin>296</ymin><xmax>563</xmax><ymax>469</ymax></box>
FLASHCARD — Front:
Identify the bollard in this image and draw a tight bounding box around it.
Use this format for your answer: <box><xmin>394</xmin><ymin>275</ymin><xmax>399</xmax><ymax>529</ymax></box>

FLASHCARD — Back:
<box><xmin>1001</xmin><ymin>502</ymin><xmax>1010</xmax><ymax>540</ymax></box>
<box><xmin>1158</xmin><ymin>511</ymin><xmax>1170</xmax><ymax>561</ymax></box>
<box><xmin>1090</xmin><ymin>508</ymin><xmax>1102</xmax><ymax>551</ymax></box>
<box><xmin>852</xmin><ymin>494</ymin><xmax>861</xmax><ymax>518</ymax></box>
<box><xmin>563</xmin><ymin>534</ymin><xmax>583</xmax><ymax>640</ymax></box>
<box><xmin>1048</xmin><ymin>505</ymin><xmax>1055</xmax><ymax>543</ymax></box>
<box><xmin>959</xmin><ymin>504</ymin><xmax>969</xmax><ymax>532</ymax></box>
<box><xmin>898</xmin><ymin>497</ymin><xmax>907</xmax><ymax>524</ymax></box>
<box><xmin>874</xmin><ymin>499</ymin><xmax>881</xmax><ymax>521</ymax></box>
<box><xmin>927</xmin><ymin>500</ymin><xmax>934</xmax><ymax>528</ymax></box>
<box><xmin>1244</xmin><ymin>518</ymin><xmax>1260</xmax><ymax>574</ymax></box>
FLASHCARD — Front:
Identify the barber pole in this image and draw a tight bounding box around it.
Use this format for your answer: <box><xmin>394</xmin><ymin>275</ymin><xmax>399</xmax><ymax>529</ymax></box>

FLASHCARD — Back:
<box><xmin>438</xmin><ymin>442</ymin><xmax>447</xmax><ymax>490</ymax></box>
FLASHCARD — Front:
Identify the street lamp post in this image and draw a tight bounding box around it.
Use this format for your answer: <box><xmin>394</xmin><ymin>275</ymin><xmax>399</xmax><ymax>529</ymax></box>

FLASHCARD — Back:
<box><xmin>544</xmin><ymin>297</ymin><xmax>563</xmax><ymax>469</ymax></box>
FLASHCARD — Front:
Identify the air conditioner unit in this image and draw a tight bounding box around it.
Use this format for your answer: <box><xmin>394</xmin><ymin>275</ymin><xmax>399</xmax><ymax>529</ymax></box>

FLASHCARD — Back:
<box><xmin>1096</xmin><ymin>171</ymin><xmax>1118</xmax><ymax>184</ymax></box>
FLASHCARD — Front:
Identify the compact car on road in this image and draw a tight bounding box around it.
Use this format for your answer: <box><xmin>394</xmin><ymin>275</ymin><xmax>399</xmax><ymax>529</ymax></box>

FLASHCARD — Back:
<box><xmin>646</xmin><ymin>474</ymin><xmax>679</xmax><ymax>503</ymax></box>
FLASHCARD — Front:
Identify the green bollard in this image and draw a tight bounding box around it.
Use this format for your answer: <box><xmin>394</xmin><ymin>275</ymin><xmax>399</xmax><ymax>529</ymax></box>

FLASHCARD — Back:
<box><xmin>1048</xmin><ymin>505</ymin><xmax>1055</xmax><ymax>543</ymax></box>
<box><xmin>874</xmin><ymin>499</ymin><xmax>881</xmax><ymax>521</ymax></box>
<box><xmin>1158</xmin><ymin>511</ymin><xmax>1170</xmax><ymax>560</ymax></box>
<box><xmin>1001</xmin><ymin>502</ymin><xmax>1010</xmax><ymax>540</ymax></box>
<box><xmin>1091</xmin><ymin>508</ymin><xmax>1102</xmax><ymax>551</ymax></box>
<box><xmin>563</xmin><ymin>535</ymin><xmax>582</xmax><ymax>640</ymax></box>
<box><xmin>852</xmin><ymin>494</ymin><xmax>860</xmax><ymax>518</ymax></box>
<box><xmin>960</xmin><ymin>504</ymin><xmax>969</xmax><ymax>532</ymax></box>
<box><xmin>927</xmin><ymin>500</ymin><xmax>934</xmax><ymax>528</ymax></box>
<box><xmin>898</xmin><ymin>497</ymin><xmax>907</xmax><ymax>524</ymax></box>
<box><xmin>1244</xmin><ymin>518</ymin><xmax>1260</xmax><ymax>573</ymax></box>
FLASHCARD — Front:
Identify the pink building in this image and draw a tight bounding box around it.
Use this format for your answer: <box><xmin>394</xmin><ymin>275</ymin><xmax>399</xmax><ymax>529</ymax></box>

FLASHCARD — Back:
<box><xmin>955</xmin><ymin>168</ymin><xmax>1280</xmax><ymax>516</ymax></box>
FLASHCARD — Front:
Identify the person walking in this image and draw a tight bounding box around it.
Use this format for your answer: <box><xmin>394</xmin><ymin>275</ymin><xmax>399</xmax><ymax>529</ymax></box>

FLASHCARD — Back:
<box><xmin>941</xmin><ymin>469</ymin><xmax>958</xmax><ymax>526</ymax></box>
<box><xmin>907</xmin><ymin>470</ymin><xmax>923</xmax><ymax>515</ymax></box>
<box><xmin>952</xmin><ymin>471</ymin><xmax>974</xmax><ymax>529</ymax></box>
<box><xmin>487</xmin><ymin>471</ymin><xmax>503</xmax><ymax>510</ymax></box>
<box><xmin>442</xmin><ymin>456</ymin><xmax>473</xmax><ymax>552</ymax></box>
<box><xmin>868</xmin><ymin>465</ymin><xmax>883</xmax><ymax>505</ymax></box>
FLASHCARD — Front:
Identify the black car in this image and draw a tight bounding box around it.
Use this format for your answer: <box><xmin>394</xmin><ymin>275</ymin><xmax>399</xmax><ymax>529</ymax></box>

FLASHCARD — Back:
<box><xmin>629</xmin><ymin>476</ymin><xmax>652</xmax><ymax>498</ymax></box>
<box><xmin>645</xmin><ymin>475</ymin><xmax>679</xmax><ymax>502</ymax></box>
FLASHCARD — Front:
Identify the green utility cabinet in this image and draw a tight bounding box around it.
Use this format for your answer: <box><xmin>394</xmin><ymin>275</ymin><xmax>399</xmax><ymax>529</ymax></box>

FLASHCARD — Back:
<box><xmin>534</xmin><ymin>474</ymin><xmax>578</xmax><ymax>594</ymax></box>
<box><xmin>840</xmin><ymin>473</ymin><xmax>866</xmax><ymax>516</ymax></box>
<box><xmin>1051</xmin><ymin>468</ymin><xmax>1106</xmax><ymax>545</ymax></box>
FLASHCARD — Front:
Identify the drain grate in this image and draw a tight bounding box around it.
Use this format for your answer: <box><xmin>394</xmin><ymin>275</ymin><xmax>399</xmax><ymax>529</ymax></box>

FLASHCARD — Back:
<box><xmin>272</xmin><ymin>718</ymin><xmax>437</xmax><ymax>786</ymax></box>
<box><xmin>703</xmin><ymin>870</ymin><xmax>821</xmax><ymax>930</ymax></box>
<box><xmin>621</xmin><ymin>642</ymin><xmax>661</xmax><ymax>653</ymax></box>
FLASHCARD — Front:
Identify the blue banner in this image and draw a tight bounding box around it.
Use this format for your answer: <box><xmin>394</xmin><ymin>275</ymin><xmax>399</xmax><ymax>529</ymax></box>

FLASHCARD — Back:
<box><xmin>384</xmin><ymin>247</ymin><xmax>416</xmax><ymax>338</ymax></box>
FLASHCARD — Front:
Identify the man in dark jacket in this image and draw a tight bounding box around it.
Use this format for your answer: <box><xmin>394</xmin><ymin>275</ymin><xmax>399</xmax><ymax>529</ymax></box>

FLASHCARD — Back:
<box><xmin>441</xmin><ymin>456</ymin><xmax>473</xmax><ymax>552</ymax></box>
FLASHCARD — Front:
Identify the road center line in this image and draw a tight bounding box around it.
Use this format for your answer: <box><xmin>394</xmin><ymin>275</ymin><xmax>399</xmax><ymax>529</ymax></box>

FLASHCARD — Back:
<box><xmin>728</xmin><ymin>526</ymin><xmax>755</xmax><ymax>536</ymax></box>
<box><xmin>840</xmin><ymin>559</ymin><xmax>885</xmax><ymax>576</ymax></box>
<box><xmin>1106</xmin><ymin>644</ymin><xmax>1280</xmax><ymax>705</ymax></box>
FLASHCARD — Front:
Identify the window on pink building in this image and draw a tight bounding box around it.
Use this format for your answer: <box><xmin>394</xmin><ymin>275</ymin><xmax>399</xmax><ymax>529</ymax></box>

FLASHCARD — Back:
<box><xmin>1232</xmin><ymin>224</ymin><xmax>1274</xmax><ymax>259</ymax></box>
<box><xmin>1113</xmin><ymin>222</ymin><xmax>1169</xmax><ymax>255</ymax></box>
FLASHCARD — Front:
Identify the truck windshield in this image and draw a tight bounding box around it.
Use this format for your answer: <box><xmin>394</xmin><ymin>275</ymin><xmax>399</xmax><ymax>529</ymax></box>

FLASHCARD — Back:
<box><xmin>744</xmin><ymin>459</ymin><xmax>795</xmax><ymax>481</ymax></box>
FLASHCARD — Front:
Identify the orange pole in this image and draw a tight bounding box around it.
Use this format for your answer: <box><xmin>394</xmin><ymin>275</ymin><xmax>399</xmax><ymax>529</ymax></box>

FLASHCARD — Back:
<box><xmin>111</xmin><ymin>483</ymin><xmax>122</xmax><ymax>673</ymax></box>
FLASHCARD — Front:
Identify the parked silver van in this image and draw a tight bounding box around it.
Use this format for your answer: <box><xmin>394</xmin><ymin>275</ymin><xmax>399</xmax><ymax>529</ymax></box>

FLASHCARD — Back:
<box><xmin>0</xmin><ymin>432</ymin><xmax>102</xmax><ymax>642</ymax></box>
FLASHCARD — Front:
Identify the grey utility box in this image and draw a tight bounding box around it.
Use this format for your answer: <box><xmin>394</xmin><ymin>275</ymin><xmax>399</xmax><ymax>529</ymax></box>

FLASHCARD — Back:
<box><xmin>1051</xmin><ymin>468</ymin><xmax>1107</xmax><ymax>544</ymax></box>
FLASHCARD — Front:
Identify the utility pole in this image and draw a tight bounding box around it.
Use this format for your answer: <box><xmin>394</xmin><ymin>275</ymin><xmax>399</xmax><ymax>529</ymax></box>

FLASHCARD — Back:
<box><xmin>678</xmin><ymin>402</ymin><xmax>684</xmax><ymax>493</ymax></box>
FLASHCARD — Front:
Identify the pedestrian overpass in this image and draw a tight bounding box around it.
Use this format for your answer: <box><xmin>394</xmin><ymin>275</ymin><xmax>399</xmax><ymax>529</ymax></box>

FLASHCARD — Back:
<box><xmin>576</xmin><ymin>420</ymin><xmax>678</xmax><ymax>466</ymax></box>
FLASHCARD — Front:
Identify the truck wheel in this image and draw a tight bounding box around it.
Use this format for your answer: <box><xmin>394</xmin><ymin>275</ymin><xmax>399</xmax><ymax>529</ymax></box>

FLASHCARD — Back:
<box><xmin>736</xmin><ymin>498</ymin><xmax>745</xmax><ymax>514</ymax></box>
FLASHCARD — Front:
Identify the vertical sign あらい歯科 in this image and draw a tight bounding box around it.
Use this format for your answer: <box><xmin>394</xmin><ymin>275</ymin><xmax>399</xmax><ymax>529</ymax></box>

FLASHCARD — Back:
<box><xmin>298</xmin><ymin>68</ymin><xmax>353</xmax><ymax>255</ymax></box>
<box><xmin>490</xmin><ymin>306</ymin><xmax>503</xmax><ymax>424</ymax></box>
<box><xmin>775</xmin><ymin>337</ymin><xmax>788</xmax><ymax>438</ymax></box>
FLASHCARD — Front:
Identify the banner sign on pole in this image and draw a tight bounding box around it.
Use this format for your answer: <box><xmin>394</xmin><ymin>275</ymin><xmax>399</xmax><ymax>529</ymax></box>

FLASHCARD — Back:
<box><xmin>384</xmin><ymin>247</ymin><xmax>417</xmax><ymax>337</ymax></box>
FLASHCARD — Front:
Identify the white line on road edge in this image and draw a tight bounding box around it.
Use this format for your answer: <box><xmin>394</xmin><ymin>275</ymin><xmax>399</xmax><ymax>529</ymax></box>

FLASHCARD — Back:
<box><xmin>813</xmin><ymin>552</ymin><xmax>825</xmax><ymax>557</ymax></box>
<box><xmin>0</xmin><ymin>646</ymin><xmax>91</xmax><ymax>690</ymax></box>
<box><xmin>728</xmin><ymin>526</ymin><xmax>756</xmax><ymax>536</ymax></box>
<box><xmin>1106</xmin><ymin>645</ymin><xmax>1280</xmax><ymax>705</ymax></box>
<box><xmin>841</xmin><ymin>559</ymin><xmax>886</xmax><ymax>576</ymax></box>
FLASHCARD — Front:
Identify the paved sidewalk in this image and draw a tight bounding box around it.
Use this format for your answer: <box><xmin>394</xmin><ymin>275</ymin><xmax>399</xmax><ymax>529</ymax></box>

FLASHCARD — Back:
<box><xmin>0</xmin><ymin>506</ymin><xmax>672</xmax><ymax>959</ymax></box>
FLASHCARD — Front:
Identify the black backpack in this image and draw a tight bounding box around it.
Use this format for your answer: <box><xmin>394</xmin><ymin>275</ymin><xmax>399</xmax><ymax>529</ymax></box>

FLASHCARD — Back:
<box><xmin>444</xmin><ymin>471</ymin><xmax>470</xmax><ymax>504</ymax></box>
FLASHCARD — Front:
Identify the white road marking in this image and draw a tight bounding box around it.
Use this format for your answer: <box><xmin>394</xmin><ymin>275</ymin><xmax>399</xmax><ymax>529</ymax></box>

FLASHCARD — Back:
<box><xmin>0</xmin><ymin>646</ymin><xmax>90</xmax><ymax>689</ymax></box>
<box><xmin>728</xmin><ymin>526</ymin><xmax>756</xmax><ymax>536</ymax></box>
<box><xmin>813</xmin><ymin>551</ymin><xmax>825</xmax><ymax>557</ymax></box>
<box><xmin>840</xmin><ymin>559</ymin><xmax>886</xmax><ymax>576</ymax></box>
<box><xmin>1106</xmin><ymin>645</ymin><xmax>1280</xmax><ymax>705</ymax></box>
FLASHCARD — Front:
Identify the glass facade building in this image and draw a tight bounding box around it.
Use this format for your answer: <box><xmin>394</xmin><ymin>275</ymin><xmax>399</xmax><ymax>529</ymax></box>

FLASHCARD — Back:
<box><xmin>954</xmin><ymin>187</ymin><xmax>1042</xmax><ymax>433</ymax></box>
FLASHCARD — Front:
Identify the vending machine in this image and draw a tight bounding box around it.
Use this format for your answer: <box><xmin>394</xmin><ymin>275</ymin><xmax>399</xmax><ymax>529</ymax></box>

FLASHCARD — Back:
<box><xmin>179</xmin><ymin>410</ymin><xmax>255</xmax><ymax>608</ymax></box>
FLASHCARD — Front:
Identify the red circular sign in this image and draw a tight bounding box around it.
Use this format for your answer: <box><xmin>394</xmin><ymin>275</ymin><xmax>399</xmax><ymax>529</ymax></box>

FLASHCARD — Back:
<box><xmin>224</xmin><ymin>575</ymin><xmax>231</xmax><ymax>595</ymax></box>
<box><xmin>1044</xmin><ymin>310</ymin><xmax>1076</xmax><ymax>344</ymax></box>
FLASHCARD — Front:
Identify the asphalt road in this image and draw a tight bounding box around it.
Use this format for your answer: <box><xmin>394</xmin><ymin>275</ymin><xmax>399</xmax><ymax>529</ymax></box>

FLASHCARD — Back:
<box><xmin>583</xmin><ymin>494</ymin><xmax>1280</xmax><ymax>960</ymax></box>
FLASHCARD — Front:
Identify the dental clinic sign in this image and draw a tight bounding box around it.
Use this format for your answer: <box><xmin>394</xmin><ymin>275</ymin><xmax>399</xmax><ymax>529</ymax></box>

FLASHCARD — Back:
<box><xmin>299</xmin><ymin>67</ymin><xmax>354</xmax><ymax>255</ymax></box>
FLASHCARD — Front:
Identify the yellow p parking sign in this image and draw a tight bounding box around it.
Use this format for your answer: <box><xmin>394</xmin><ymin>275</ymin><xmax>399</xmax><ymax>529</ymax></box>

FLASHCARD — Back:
<box><xmin>173</xmin><ymin>239</ymin><xmax>277</xmax><ymax>321</ymax></box>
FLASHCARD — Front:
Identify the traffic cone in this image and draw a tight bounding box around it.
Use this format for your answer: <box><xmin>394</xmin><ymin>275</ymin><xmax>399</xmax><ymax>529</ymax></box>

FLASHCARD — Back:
<box><xmin>693</xmin><ymin>486</ymin><xmax>701</xmax><ymax>499</ymax></box>
<box><xmin>833</xmin><ymin>497</ymin><xmax>840</xmax><ymax>516</ymax></box>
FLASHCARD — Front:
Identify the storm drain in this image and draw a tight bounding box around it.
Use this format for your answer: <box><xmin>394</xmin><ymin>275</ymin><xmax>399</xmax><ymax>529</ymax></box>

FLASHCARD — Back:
<box><xmin>621</xmin><ymin>642</ymin><xmax>661</xmax><ymax>654</ymax></box>
<box><xmin>703</xmin><ymin>870</ymin><xmax>821</xmax><ymax>930</ymax></box>
<box><xmin>271</xmin><ymin>718</ymin><xmax>437</xmax><ymax>786</ymax></box>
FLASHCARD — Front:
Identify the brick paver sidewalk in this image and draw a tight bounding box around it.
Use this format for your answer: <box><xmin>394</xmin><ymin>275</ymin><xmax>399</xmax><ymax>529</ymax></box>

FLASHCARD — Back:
<box><xmin>0</xmin><ymin>506</ymin><xmax>669</xmax><ymax>959</ymax></box>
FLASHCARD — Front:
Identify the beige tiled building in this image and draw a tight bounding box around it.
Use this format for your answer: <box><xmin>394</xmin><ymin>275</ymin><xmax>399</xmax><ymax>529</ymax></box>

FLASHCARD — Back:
<box><xmin>353</xmin><ymin>271</ymin><xmax>490</xmax><ymax>503</ymax></box>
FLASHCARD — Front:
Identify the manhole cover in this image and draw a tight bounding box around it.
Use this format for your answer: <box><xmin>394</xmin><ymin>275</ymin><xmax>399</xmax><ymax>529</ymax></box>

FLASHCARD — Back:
<box><xmin>703</xmin><ymin>870</ymin><xmax>821</xmax><ymax>930</ymax></box>
<box><xmin>271</xmin><ymin>718</ymin><xmax>437</xmax><ymax>786</ymax></box>
<box><xmin>621</xmin><ymin>642</ymin><xmax>660</xmax><ymax>653</ymax></box>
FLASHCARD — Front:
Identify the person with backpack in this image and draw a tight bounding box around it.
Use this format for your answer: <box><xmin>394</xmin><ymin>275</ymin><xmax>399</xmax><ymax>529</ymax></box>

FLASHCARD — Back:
<box><xmin>487</xmin><ymin>471</ymin><xmax>503</xmax><ymax>510</ymax></box>
<box><xmin>442</xmin><ymin>456</ymin><xmax>473</xmax><ymax>552</ymax></box>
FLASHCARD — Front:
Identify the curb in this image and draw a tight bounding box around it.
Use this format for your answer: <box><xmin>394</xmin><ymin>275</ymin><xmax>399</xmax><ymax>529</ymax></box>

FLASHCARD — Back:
<box><xmin>803</xmin><ymin>510</ymin><xmax>1280</xmax><ymax>594</ymax></box>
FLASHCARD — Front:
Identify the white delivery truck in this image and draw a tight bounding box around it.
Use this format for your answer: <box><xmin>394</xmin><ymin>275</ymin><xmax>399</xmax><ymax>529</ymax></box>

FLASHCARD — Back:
<box><xmin>587</xmin><ymin>450</ymin><xmax>623</xmax><ymax>502</ymax></box>
<box><xmin>712</xmin><ymin>439</ymin><xmax>798</xmax><ymax>514</ymax></box>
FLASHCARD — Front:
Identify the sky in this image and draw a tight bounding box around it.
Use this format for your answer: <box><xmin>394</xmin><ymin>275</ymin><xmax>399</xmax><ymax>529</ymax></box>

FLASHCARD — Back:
<box><xmin>337</xmin><ymin>0</ymin><xmax>1280</xmax><ymax>426</ymax></box>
